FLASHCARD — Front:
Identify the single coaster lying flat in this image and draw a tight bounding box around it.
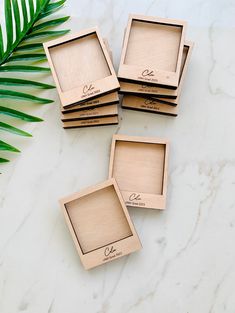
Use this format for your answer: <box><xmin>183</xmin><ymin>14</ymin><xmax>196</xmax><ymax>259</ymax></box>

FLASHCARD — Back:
<box><xmin>60</xmin><ymin>179</ymin><xmax>142</xmax><ymax>270</ymax></box>
<box><xmin>44</xmin><ymin>27</ymin><xmax>120</xmax><ymax>108</ymax></box>
<box><xmin>109</xmin><ymin>134</ymin><xmax>169</xmax><ymax>209</ymax></box>
<box><xmin>121</xmin><ymin>95</ymin><xmax>178</xmax><ymax>116</ymax></box>
<box><xmin>118</xmin><ymin>15</ymin><xmax>186</xmax><ymax>88</ymax></box>
<box><xmin>62</xmin><ymin>116</ymin><xmax>119</xmax><ymax>129</ymax></box>
<box><xmin>61</xmin><ymin>104</ymin><xmax>118</xmax><ymax>121</ymax></box>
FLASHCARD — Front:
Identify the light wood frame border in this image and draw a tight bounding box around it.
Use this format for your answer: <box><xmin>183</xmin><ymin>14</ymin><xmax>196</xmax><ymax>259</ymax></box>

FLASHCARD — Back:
<box><xmin>121</xmin><ymin>95</ymin><xmax>178</xmax><ymax>116</ymax></box>
<box><xmin>109</xmin><ymin>134</ymin><xmax>169</xmax><ymax>210</ymax></box>
<box><xmin>59</xmin><ymin>178</ymin><xmax>141</xmax><ymax>269</ymax></box>
<box><xmin>44</xmin><ymin>28</ymin><xmax>120</xmax><ymax>109</ymax></box>
<box><xmin>118</xmin><ymin>15</ymin><xmax>187</xmax><ymax>89</ymax></box>
<box><xmin>151</xmin><ymin>41</ymin><xmax>194</xmax><ymax>105</ymax></box>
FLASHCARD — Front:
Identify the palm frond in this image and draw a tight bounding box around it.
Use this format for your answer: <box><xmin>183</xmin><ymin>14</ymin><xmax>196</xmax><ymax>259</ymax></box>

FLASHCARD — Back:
<box><xmin>32</xmin><ymin>16</ymin><xmax>70</xmax><ymax>32</ymax></box>
<box><xmin>0</xmin><ymin>78</ymin><xmax>54</xmax><ymax>89</ymax></box>
<box><xmin>7</xmin><ymin>53</ymin><xmax>47</xmax><ymax>62</ymax></box>
<box><xmin>0</xmin><ymin>157</ymin><xmax>10</xmax><ymax>163</ymax></box>
<box><xmin>0</xmin><ymin>106</ymin><xmax>43</xmax><ymax>122</ymax></box>
<box><xmin>16</xmin><ymin>43</ymin><xmax>43</xmax><ymax>51</ymax></box>
<box><xmin>0</xmin><ymin>0</ymin><xmax>70</xmax><ymax>166</ymax></box>
<box><xmin>0</xmin><ymin>90</ymin><xmax>53</xmax><ymax>103</ymax></box>
<box><xmin>0</xmin><ymin>121</ymin><xmax>32</xmax><ymax>137</ymax></box>
<box><xmin>37</xmin><ymin>0</ymin><xmax>66</xmax><ymax>21</ymax></box>
<box><xmin>0</xmin><ymin>65</ymin><xmax>50</xmax><ymax>72</ymax></box>
<box><xmin>25</xmin><ymin>29</ymin><xmax>70</xmax><ymax>40</ymax></box>
<box><xmin>0</xmin><ymin>139</ymin><xmax>20</xmax><ymax>152</ymax></box>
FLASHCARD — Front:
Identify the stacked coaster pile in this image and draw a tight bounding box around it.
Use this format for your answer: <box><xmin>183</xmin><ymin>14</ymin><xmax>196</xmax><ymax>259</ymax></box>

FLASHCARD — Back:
<box><xmin>118</xmin><ymin>15</ymin><xmax>193</xmax><ymax>117</ymax></box>
<box><xmin>44</xmin><ymin>28</ymin><xmax>120</xmax><ymax>128</ymax></box>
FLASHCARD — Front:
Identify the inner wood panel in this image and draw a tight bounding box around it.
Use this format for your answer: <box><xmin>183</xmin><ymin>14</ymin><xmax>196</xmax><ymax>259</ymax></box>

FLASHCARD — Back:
<box><xmin>124</xmin><ymin>20</ymin><xmax>182</xmax><ymax>72</ymax></box>
<box><xmin>66</xmin><ymin>186</ymin><xmax>132</xmax><ymax>254</ymax></box>
<box><xmin>49</xmin><ymin>33</ymin><xmax>111</xmax><ymax>92</ymax></box>
<box><xmin>113</xmin><ymin>141</ymin><xmax>165</xmax><ymax>194</ymax></box>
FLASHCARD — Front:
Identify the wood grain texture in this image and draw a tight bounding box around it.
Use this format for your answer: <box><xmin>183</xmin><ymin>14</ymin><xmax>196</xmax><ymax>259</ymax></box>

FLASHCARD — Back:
<box><xmin>44</xmin><ymin>28</ymin><xmax>120</xmax><ymax>108</ymax></box>
<box><xmin>109</xmin><ymin>135</ymin><xmax>169</xmax><ymax>210</ymax></box>
<box><xmin>112</xmin><ymin>141</ymin><xmax>165</xmax><ymax>194</ymax></box>
<box><xmin>66</xmin><ymin>185</ymin><xmax>132</xmax><ymax>254</ymax></box>
<box><xmin>60</xmin><ymin>179</ymin><xmax>142</xmax><ymax>270</ymax></box>
<box><xmin>124</xmin><ymin>21</ymin><xmax>182</xmax><ymax>72</ymax></box>
<box><xmin>49</xmin><ymin>33</ymin><xmax>111</xmax><ymax>92</ymax></box>
<box><xmin>118</xmin><ymin>15</ymin><xmax>187</xmax><ymax>88</ymax></box>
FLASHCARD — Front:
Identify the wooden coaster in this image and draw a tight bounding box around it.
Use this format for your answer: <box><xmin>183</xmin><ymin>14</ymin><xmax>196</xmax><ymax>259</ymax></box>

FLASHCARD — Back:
<box><xmin>62</xmin><ymin>116</ymin><xmax>119</xmax><ymax>128</ymax></box>
<box><xmin>61</xmin><ymin>104</ymin><xmax>118</xmax><ymax>121</ymax></box>
<box><xmin>60</xmin><ymin>178</ymin><xmax>142</xmax><ymax>270</ymax></box>
<box><xmin>122</xmin><ymin>95</ymin><xmax>178</xmax><ymax>116</ymax></box>
<box><xmin>118</xmin><ymin>15</ymin><xmax>186</xmax><ymax>88</ymax></box>
<box><xmin>119</xmin><ymin>41</ymin><xmax>193</xmax><ymax>100</ymax></box>
<box><xmin>44</xmin><ymin>27</ymin><xmax>120</xmax><ymax>109</ymax></box>
<box><xmin>61</xmin><ymin>91</ymin><xmax>119</xmax><ymax>113</ymax></box>
<box><xmin>109</xmin><ymin>134</ymin><xmax>169</xmax><ymax>210</ymax></box>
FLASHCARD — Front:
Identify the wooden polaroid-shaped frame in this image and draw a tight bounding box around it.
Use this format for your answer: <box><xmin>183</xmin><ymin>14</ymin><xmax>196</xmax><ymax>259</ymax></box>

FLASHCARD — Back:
<box><xmin>44</xmin><ymin>28</ymin><xmax>120</xmax><ymax>108</ymax></box>
<box><xmin>119</xmin><ymin>42</ymin><xmax>193</xmax><ymax>100</ymax></box>
<box><xmin>118</xmin><ymin>15</ymin><xmax>186</xmax><ymax>88</ymax></box>
<box><xmin>122</xmin><ymin>95</ymin><xmax>178</xmax><ymax>116</ymax></box>
<box><xmin>61</xmin><ymin>104</ymin><xmax>118</xmax><ymax>121</ymax></box>
<box><xmin>61</xmin><ymin>92</ymin><xmax>119</xmax><ymax>114</ymax></box>
<box><xmin>119</xmin><ymin>80</ymin><xmax>178</xmax><ymax>99</ymax></box>
<box><xmin>60</xmin><ymin>179</ymin><xmax>141</xmax><ymax>270</ymax></box>
<box><xmin>109</xmin><ymin>134</ymin><xmax>169</xmax><ymax>209</ymax></box>
<box><xmin>63</xmin><ymin>116</ymin><xmax>119</xmax><ymax>129</ymax></box>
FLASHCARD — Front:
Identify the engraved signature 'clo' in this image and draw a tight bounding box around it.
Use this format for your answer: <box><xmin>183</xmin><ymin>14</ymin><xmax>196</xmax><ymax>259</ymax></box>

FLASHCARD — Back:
<box><xmin>129</xmin><ymin>193</ymin><xmax>141</xmax><ymax>201</ymax></box>
<box><xmin>142</xmin><ymin>69</ymin><xmax>154</xmax><ymax>77</ymax></box>
<box><xmin>144</xmin><ymin>98</ymin><xmax>158</xmax><ymax>106</ymax></box>
<box><xmin>104</xmin><ymin>246</ymin><xmax>117</xmax><ymax>257</ymax></box>
<box><xmin>83</xmin><ymin>84</ymin><xmax>95</xmax><ymax>94</ymax></box>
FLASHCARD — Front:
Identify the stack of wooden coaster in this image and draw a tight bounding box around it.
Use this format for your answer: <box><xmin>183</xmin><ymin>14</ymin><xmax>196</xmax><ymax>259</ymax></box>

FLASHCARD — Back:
<box><xmin>118</xmin><ymin>15</ymin><xmax>193</xmax><ymax>117</ymax></box>
<box><xmin>44</xmin><ymin>28</ymin><xmax>120</xmax><ymax>128</ymax></box>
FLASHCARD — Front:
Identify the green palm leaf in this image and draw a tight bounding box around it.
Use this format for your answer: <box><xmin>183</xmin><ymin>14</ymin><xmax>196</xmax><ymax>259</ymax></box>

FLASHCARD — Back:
<box><xmin>0</xmin><ymin>78</ymin><xmax>54</xmax><ymax>89</ymax></box>
<box><xmin>7</xmin><ymin>53</ymin><xmax>47</xmax><ymax>62</ymax></box>
<box><xmin>44</xmin><ymin>0</ymin><xmax>66</xmax><ymax>12</ymax></box>
<box><xmin>32</xmin><ymin>16</ymin><xmax>70</xmax><ymax>32</ymax></box>
<box><xmin>0</xmin><ymin>0</ymin><xmax>70</xmax><ymax>166</ymax></box>
<box><xmin>0</xmin><ymin>140</ymin><xmax>20</xmax><ymax>153</ymax></box>
<box><xmin>16</xmin><ymin>43</ymin><xmax>43</xmax><ymax>51</ymax></box>
<box><xmin>21</xmin><ymin>0</ymin><xmax>28</xmax><ymax>30</ymax></box>
<box><xmin>0</xmin><ymin>90</ymin><xmax>53</xmax><ymax>104</ymax></box>
<box><xmin>0</xmin><ymin>106</ymin><xmax>43</xmax><ymax>122</ymax></box>
<box><xmin>13</xmin><ymin>0</ymin><xmax>21</xmax><ymax>37</ymax></box>
<box><xmin>0</xmin><ymin>157</ymin><xmax>10</xmax><ymax>163</ymax></box>
<box><xmin>0</xmin><ymin>121</ymin><xmax>32</xmax><ymax>137</ymax></box>
<box><xmin>29</xmin><ymin>0</ymin><xmax>35</xmax><ymax>20</ymax></box>
<box><xmin>0</xmin><ymin>65</ymin><xmax>50</xmax><ymax>72</ymax></box>
<box><xmin>0</xmin><ymin>25</ymin><xmax>3</xmax><ymax>60</ymax></box>
<box><xmin>25</xmin><ymin>29</ymin><xmax>70</xmax><ymax>40</ymax></box>
<box><xmin>37</xmin><ymin>0</ymin><xmax>66</xmax><ymax>20</ymax></box>
<box><xmin>5</xmin><ymin>0</ymin><xmax>14</xmax><ymax>53</ymax></box>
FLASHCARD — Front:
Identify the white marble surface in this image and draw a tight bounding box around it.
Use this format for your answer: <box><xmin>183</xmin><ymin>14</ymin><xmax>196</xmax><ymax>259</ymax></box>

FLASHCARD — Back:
<box><xmin>1</xmin><ymin>0</ymin><xmax>235</xmax><ymax>312</ymax></box>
